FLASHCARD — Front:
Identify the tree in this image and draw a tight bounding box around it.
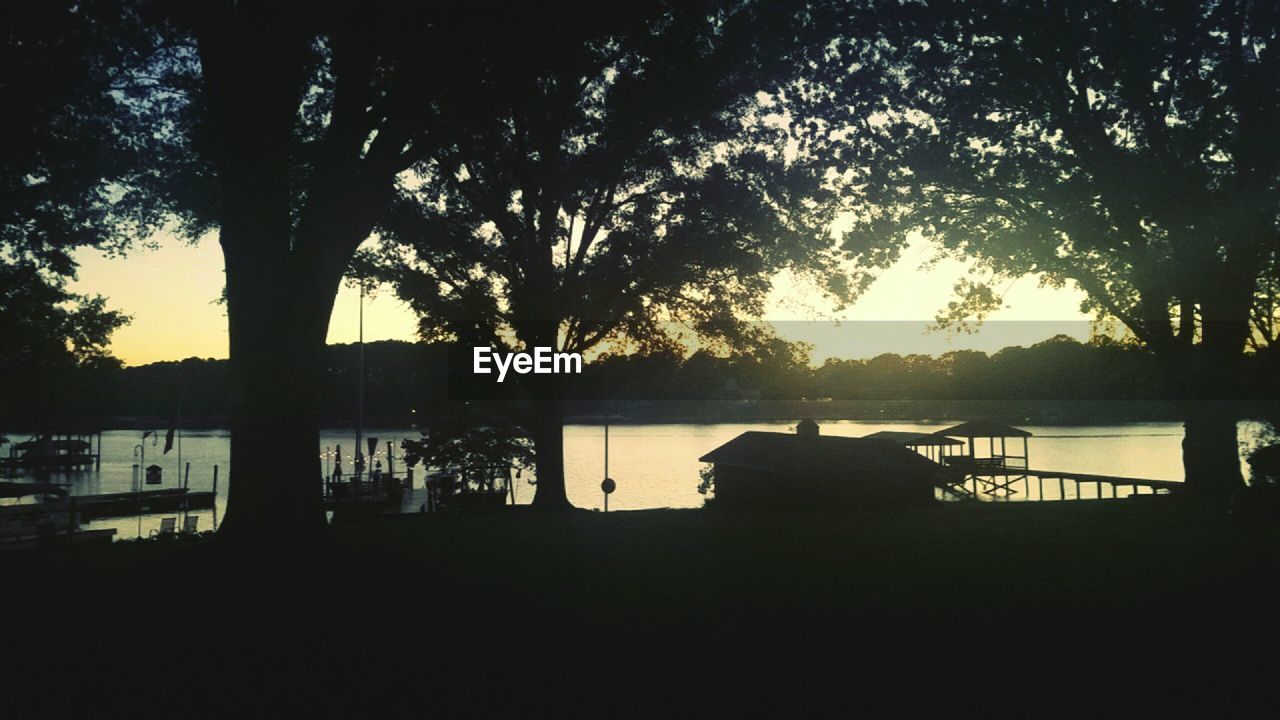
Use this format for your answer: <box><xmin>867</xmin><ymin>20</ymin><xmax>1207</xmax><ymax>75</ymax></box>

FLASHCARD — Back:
<box><xmin>2</xmin><ymin>1</ymin><xmax>186</xmax><ymax>276</ymax></box>
<box><xmin>815</xmin><ymin>0</ymin><xmax>1280</xmax><ymax>498</ymax></box>
<box><xmin>8</xmin><ymin>1</ymin><xmax>567</xmax><ymax>540</ymax></box>
<box><xmin>51</xmin><ymin>1</ymin><xmax>554</xmax><ymax>541</ymax></box>
<box><xmin>0</xmin><ymin>261</ymin><xmax>129</xmax><ymax>426</ymax></box>
<box><xmin>161</xmin><ymin>3</ymin><xmax>417</xmax><ymax>539</ymax></box>
<box><xmin>364</xmin><ymin>1</ymin><xmax>847</xmax><ymax>508</ymax></box>
<box><xmin>1</xmin><ymin>2</ymin><xmax>161</xmax><ymax>427</ymax></box>
<box><xmin>402</xmin><ymin>417</ymin><xmax>535</xmax><ymax>487</ymax></box>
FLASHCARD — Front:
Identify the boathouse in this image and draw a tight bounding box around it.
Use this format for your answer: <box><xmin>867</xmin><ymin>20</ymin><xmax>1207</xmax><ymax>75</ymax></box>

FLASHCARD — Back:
<box><xmin>861</xmin><ymin>430</ymin><xmax>966</xmax><ymax>464</ymax></box>
<box><xmin>698</xmin><ymin>421</ymin><xmax>950</xmax><ymax>509</ymax></box>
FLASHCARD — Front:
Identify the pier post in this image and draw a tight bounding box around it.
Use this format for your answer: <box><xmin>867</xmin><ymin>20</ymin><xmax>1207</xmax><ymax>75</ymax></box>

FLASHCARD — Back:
<box><xmin>212</xmin><ymin>465</ymin><xmax>219</xmax><ymax>531</ymax></box>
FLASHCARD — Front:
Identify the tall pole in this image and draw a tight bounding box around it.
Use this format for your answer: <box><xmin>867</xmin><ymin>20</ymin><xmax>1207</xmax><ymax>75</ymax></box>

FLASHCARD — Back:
<box><xmin>356</xmin><ymin>278</ymin><xmax>365</xmax><ymax>485</ymax></box>
<box><xmin>133</xmin><ymin>438</ymin><xmax>145</xmax><ymax>539</ymax></box>
<box><xmin>176</xmin><ymin>415</ymin><xmax>182</xmax><ymax>492</ymax></box>
<box><xmin>212</xmin><ymin>465</ymin><xmax>219</xmax><ymax>531</ymax></box>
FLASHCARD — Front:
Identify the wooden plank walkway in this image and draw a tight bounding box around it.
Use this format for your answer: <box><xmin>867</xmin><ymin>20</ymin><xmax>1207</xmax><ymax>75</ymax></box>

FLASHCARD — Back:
<box><xmin>67</xmin><ymin>488</ymin><xmax>216</xmax><ymax>520</ymax></box>
<box><xmin>978</xmin><ymin>468</ymin><xmax>1182</xmax><ymax>491</ymax></box>
<box><xmin>939</xmin><ymin>466</ymin><xmax>1181</xmax><ymax>501</ymax></box>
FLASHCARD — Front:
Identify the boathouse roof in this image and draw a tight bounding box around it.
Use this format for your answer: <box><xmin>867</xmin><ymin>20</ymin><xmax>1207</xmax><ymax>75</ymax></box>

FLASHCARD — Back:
<box><xmin>698</xmin><ymin>431</ymin><xmax>943</xmax><ymax>476</ymax></box>
<box><xmin>934</xmin><ymin>421</ymin><xmax>1032</xmax><ymax>438</ymax></box>
<box><xmin>861</xmin><ymin>431</ymin><xmax>965</xmax><ymax>447</ymax></box>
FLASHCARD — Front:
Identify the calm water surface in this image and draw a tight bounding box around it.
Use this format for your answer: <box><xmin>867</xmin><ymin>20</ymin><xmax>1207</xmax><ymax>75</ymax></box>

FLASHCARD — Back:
<box><xmin>7</xmin><ymin>421</ymin><xmax>1266</xmax><ymax>540</ymax></box>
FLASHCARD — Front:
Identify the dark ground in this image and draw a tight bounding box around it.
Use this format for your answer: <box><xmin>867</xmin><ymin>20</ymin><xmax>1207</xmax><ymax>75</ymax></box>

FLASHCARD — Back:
<box><xmin>6</xmin><ymin>499</ymin><xmax>1280</xmax><ymax>714</ymax></box>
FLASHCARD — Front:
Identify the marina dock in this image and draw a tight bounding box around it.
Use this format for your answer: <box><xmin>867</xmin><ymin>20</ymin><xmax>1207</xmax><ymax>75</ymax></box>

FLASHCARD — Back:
<box><xmin>1</xmin><ymin>487</ymin><xmax>215</xmax><ymax>526</ymax></box>
<box><xmin>878</xmin><ymin>422</ymin><xmax>1184</xmax><ymax>502</ymax></box>
<box><xmin>940</xmin><ymin>466</ymin><xmax>1181</xmax><ymax>501</ymax></box>
<box><xmin>67</xmin><ymin>488</ymin><xmax>217</xmax><ymax>520</ymax></box>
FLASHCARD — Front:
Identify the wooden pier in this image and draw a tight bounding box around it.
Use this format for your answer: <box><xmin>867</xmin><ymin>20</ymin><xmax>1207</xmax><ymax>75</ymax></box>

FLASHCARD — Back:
<box><xmin>938</xmin><ymin>466</ymin><xmax>1181</xmax><ymax>502</ymax></box>
<box><xmin>1</xmin><ymin>488</ymin><xmax>220</xmax><ymax>520</ymax></box>
<box><xmin>73</xmin><ymin>488</ymin><xmax>217</xmax><ymax>519</ymax></box>
<box><xmin>879</xmin><ymin>421</ymin><xmax>1183</xmax><ymax>503</ymax></box>
<box><xmin>0</xmin><ymin>527</ymin><xmax>116</xmax><ymax>551</ymax></box>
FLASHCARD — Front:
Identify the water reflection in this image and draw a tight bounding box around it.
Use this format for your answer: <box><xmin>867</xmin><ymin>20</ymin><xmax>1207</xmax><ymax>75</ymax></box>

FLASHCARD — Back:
<box><xmin>5</xmin><ymin>420</ymin><xmax>1266</xmax><ymax>539</ymax></box>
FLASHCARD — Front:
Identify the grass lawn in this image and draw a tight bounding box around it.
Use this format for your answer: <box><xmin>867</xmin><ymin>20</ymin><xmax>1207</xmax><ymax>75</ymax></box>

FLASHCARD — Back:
<box><xmin>7</xmin><ymin>498</ymin><xmax>1280</xmax><ymax>709</ymax></box>
<box><xmin>12</xmin><ymin>499</ymin><xmax>1280</xmax><ymax>632</ymax></box>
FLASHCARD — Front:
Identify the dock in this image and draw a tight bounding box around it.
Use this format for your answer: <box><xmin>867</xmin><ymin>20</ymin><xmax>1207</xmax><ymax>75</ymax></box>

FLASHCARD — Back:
<box><xmin>53</xmin><ymin>488</ymin><xmax>216</xmax><ymax>520</ymax></box>
<box><xmin>0</xmin><ymin>488</ymin><xmax>216</xmax><ymax>522</ymax></box>
<box><xmin>0</xmin><ymin>528</ymin><xmax>116</xmax><ymax>551</ymax></box>
<box><xmin>939</xmin><ymin>466</ymin><xmax>1181</xmax><ymax>501</ymax></box>
<box><xmin>2</xmin><ymin>432</ymin><xmax>103</xmax><ymax>473</ymax></box>
<box><xmin>879</xmin><ymin>422</ymin><xmax>1183</xmax><ymax>502</ymax></box>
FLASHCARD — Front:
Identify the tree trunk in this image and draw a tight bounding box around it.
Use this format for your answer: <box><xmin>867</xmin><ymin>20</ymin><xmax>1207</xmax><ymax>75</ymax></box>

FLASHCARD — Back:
<box><xmin>217</xmin><ymin>252</ymin><xmax>337</xmax><ymax>544</ymax></box>
<box><xmin>1173</xmin><ymin>288</ymin><xmax>1251</xmax><ymax>500</ymax></box>
<box><xmin>194</xmin><ymin>9</ymin><xmax>329</xmax><ymax>544</ymax></box>
<box><xmin>1182</xmin><ymin>407</ymin><xmax>1243</xmax><ymax>499</ymax></box>
<box><xmin>1162</xmin><ymin>346</ymin><xmax>1245</xmax><ymax>498</ymax></box>
<box><xmin>529</xmin><ymin>392</ymin><xmax>571</xmax><ymax>510</ymax></box>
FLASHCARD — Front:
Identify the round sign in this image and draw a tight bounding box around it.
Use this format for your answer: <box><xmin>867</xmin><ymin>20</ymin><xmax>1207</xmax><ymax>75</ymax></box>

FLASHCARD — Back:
<box><xmin>601</xmin><ymin>477</ymin><xmax>616</xmax><ymax>494</ymax></box>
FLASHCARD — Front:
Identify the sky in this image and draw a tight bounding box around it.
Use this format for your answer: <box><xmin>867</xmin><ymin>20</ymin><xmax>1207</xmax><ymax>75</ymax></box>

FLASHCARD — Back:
<box><xmin>70</xmin><ymin>232</ymin><xmax>1095</xmax><ymax>367</ymax></box>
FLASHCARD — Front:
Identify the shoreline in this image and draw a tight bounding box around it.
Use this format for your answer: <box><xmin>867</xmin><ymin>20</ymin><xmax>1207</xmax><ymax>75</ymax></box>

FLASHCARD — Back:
<box><xmin>9</xmin><ymin>398</ymin><xmax>1267</xmax><ymax>433</ymax></box>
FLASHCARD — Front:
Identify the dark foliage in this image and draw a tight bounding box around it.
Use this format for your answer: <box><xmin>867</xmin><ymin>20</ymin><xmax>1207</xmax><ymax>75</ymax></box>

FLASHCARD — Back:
<box><xmin>801</xmin><ymin>0</ymin><xmax>1280</xmax><ymax>494</ymax></box>
<box><xmin>11</xmin><ymin>336</ymin><xmax>1276</xmax><ymax>429</ymax></box>
<box><xmin>362</xmin><ymin>0</ymin><xmax>851</xmax><ymax>507</ymax></box>
<box><xmin>401</xmin><ymin>417</ymin><xmax>534</xmax><ymax>476</ymax></box>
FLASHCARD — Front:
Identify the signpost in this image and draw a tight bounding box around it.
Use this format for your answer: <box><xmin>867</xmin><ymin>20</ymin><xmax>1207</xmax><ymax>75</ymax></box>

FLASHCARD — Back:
<box><xmin>601</xmin><ymin>477</ymin><xmax>615</xmax><ymax>512</ymax></box>
<box><xmin>601</xmin><ymin>424</ymin><xmax>616</xmax><ymax>512</ymax></box>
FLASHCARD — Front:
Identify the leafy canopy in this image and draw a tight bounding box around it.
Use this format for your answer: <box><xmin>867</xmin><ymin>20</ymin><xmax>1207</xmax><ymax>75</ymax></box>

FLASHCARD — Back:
<box><xmin>809</xmin><ymin>0</ymin><xmax>1280</xmax><ymax>354</ymax></box>
<box><xmin>362</xmin><ymin>0</ymin><xmax>851</xmax><ymax>361</ymax></box>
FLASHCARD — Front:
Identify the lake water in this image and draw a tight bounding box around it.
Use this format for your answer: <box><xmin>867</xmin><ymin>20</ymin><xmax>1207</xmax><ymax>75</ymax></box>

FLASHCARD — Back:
<box><xmin>6</xmin><ymin>420</ymin><xmax>1267</xmax><ymax>540</ymax></box>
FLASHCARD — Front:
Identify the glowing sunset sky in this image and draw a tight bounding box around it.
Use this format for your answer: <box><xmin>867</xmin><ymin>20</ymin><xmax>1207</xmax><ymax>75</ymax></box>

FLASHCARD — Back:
<box><xmin>70</xmin><ymin>233</ymin><xmax>1094</xmax><ymax>367</ymax></box>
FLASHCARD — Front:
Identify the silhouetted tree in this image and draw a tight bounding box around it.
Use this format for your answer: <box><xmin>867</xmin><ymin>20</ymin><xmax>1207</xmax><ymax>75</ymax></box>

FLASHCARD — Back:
<box><xmin>0</xmin><ymin>262</ymin><xmax>128</xmax><ymax>426</ymax></box>
<box><xmin>10</xmin><ymin>0</ymin><xmax>602</xmax><ymax>538</ymax></box>
<box><xmin>44</xmin><ymin>1</ymin><xmax>570</xmax><ymax>540</ymax></box>
<box><xmin>402</xmin><ymin>418</ymin><xmax>535</xmax><ymax>482</ymax></box>
<box><xmin>816</xmin><ymin>0</ymin><xmax>1280</xmax><ymax>498</ymax></box>
<box><xmin>365</xmin><ymin>1</ymin><xmax>847</xmax><ymax>508</ymax></box>
<box><xmin>164</xmin><ymin>2</ymin><xmax>460</xmax><ymax>540</ymax></box>
<box><xmin>1</xmin><ymin>2</ymin><xmax>161</xmax><ymax>426</ymax></box>
<box><xmin>2</xmin><ymin>2</ymin><xmax>186</xmax><ymax>273</ymax></box>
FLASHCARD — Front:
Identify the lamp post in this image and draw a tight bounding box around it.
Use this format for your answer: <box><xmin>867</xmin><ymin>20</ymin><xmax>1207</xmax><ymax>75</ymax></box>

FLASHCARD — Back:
<box><xmin>132</xmin><ymin>430</ymin><xmax>155</xmax><ymax>539</ymax></box>
<box><xmin>355</xmin><ymin>277</ymin><xmax>365</xmax><ymax>487</ymax></box>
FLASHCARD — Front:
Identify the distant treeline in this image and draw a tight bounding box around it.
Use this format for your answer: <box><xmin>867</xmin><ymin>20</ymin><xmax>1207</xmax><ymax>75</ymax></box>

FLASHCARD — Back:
<box><xmin>3</xmin><ymin>335</ymin><xmax>1276</xmax><ymax>429</ymax></box>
